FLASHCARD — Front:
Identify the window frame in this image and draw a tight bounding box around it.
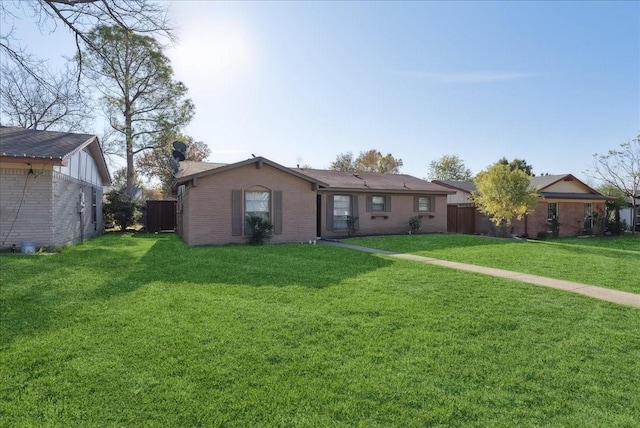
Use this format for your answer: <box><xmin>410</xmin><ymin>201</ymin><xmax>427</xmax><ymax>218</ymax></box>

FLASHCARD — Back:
<box><xmin>414</xmin><ymin>196</ymin><xmax>434</xmax><ymax>213</ymax></box>
<box><xmin>332</xmin><ymin>194</ymin><xmax>351</xmax><ymax>230</ymax></box>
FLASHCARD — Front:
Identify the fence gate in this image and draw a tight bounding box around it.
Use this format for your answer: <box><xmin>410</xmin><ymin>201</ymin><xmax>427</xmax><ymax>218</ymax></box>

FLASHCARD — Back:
<box><xmin>146</xmin><ymin>200</ymin><xmax>177</xmax><ymax>232</ymax></box>
<box><xmin>447</xmin><ymin>204</ymin><xmax>475</xmax><ymax>234</ymax></box>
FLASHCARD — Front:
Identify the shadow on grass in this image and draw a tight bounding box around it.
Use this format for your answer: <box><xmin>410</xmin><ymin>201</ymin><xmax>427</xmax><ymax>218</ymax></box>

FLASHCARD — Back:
<box><xmin>93</xmin><ymin>234</ymin><xmax>394</xmax><ymax>298</ymax></box>
<box><xmin>1</xmin><ymin>234</ymin><xmax>393</xmax><ymax>346</ymax></box>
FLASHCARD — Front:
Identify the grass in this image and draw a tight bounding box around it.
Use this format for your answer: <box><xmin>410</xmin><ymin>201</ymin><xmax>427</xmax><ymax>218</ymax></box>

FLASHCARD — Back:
<box><xmin>1</xmin><ymin>233</ymin><xmax>639</xmax><ymax>426</ymax></box>
<box><xmin>347</xmin><ymin>234</ymin><xmax>640</xmax><ymax>293</ymax></box>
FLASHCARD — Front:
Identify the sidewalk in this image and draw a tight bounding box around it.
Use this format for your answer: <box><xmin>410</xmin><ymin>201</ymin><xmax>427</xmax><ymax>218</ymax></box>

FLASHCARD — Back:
<box><xmin>319</xmin><ymin>241</ymin><xmax>640</xmax><ymax>309</ymax></box>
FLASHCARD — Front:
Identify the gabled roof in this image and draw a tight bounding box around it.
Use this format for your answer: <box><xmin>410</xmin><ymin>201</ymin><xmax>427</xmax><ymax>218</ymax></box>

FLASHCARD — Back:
<box><xmin>529</xmin><ymin>174</ymin><xmax>600</xmax><ymax>193</ymax></box>
<box><xmin>298</xmin><ymin>169</ymin><xmax>455</xmax><ymax>194</ymax></box>
<box><xmin>175</xmin><ymin>156</ymin><xmax>327</xmax><ymax>186</ymax></box>
<box><xmin>435</xmin><ymin>174</ymin><xmax>611</xmax><ymax>201</ymax></box>
<box><xmin>0</xmin><ymin>126</ymin><xmax>111</xmax><ymax>185</ymax></box>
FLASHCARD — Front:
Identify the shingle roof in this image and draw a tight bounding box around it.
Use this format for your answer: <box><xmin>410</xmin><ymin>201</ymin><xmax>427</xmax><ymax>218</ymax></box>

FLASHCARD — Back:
<box><xmin>175</xmin><ymin>158</ymin><xmax>453</xmax><ymax>194</ymax></box>
<box><xmin>297</xmin><ymin>168</ymin><xmax>454</xmax><ymax>193</ymax></box>
<box><xmin>436</xmin><ymin>175</ymin><xmax>611</xmax><ymax>200</ymax></box>
<box><xmin>432</xmin><ymin>180</ymin><xmax>477</xmax><ymax>193</ymax></box>
<box><xmin>0</xmin><ymin>126</ymin><xmax>96</xmax><ymax>160</ymax></box>
<box><xmin>175</xmin><ymin>157</ymin><xmax>326</xmax><ymax>186</ymax></box>
<box><xmin>0</xmin><ymin>126</ymin><xmax>111</xmax><ymax>185</ymax></box>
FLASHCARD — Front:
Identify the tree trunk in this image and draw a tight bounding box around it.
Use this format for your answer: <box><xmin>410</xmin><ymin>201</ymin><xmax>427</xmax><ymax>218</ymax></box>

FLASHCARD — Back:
<box><xmin>125</xmin><ymin>100</ymin><xmax>135</xmax><ymax>198</ymax></box>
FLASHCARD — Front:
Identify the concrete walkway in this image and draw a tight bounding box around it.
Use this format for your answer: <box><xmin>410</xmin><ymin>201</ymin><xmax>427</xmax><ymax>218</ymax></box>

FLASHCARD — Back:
<box><xmin>320</xmin><ymin>241</ymin><xmax>640</xmax><ymax>309</ymax></box>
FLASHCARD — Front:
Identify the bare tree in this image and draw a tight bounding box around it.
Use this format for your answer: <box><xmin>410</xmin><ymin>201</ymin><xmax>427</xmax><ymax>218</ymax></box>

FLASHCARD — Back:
<box><xmin>0</xmin><ymin>0</ymin><xmax>172</xmax><ymax>84</ymax></box>
<box><xmin>0</xmin><ymin>62</ymin><xmax>91</xmax><ymax>131</ymax></box>
<box><xmin>589</xmin><ymin>134</ymin><xmax>640</xmax><ymax>234</ymax></box>
<box><xmin>136</xmin><ymin>133</ymin><xmax>210</xmax><ymax>197</ymax></box>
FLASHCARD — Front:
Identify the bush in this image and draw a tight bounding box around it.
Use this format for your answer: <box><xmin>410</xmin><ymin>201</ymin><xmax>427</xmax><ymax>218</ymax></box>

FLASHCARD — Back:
<box><xmin>103</xmin><ymin>190</ymin><xmax>142</xmax><ymax>231</ymax></box>
<box><xmin>245</xmin><ymin>215</ymin><xmax>274</xmax><ymax>245</ymax></box>
<box><xmin>409</xmin><ymin>216</ymin><xmax>421</xmax><ymax>234</ymax></box>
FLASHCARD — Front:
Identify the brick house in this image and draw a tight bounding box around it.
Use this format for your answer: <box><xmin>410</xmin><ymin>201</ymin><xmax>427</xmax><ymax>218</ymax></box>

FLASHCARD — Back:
<box><xmin>435</xmin><ymin>174</ymin><xmax>610</xmax><ymax>237</ymax></box>
<box><xmin>0</xmin><ymin>126</ymin><xmax>111</xmax><ymax>250</ymax></box>
<box><xmin>174</xmin><ymin>157</ymin><xmax>454</xmax><ymax>245</ymax></box>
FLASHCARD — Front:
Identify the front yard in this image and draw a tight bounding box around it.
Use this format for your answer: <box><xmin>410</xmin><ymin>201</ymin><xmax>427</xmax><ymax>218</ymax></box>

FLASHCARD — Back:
<box><xmin>1</xmin><ymin>234</ymin><xmax>639</xmax><ymax>426</ymax></box>
<box><xmin>347</xmin><ymin>234</ymin><xmax>640</xmax><ymax>293</ymax></box>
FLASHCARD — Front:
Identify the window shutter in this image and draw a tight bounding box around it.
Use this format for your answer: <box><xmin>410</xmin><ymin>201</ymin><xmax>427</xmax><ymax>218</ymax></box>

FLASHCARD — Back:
<box><xmin>430</xmin><ymin>196</ymin><xmax>435</xmax><ymax>212</ymax></box>
<box><xmin>232</xmin><ymin>189</ymin><xmax>243</xmax><ymax>236</ymax></box>
<box><xmin>385</xmin><ymin>195</ymin><xmax>391</xmax><ymax>212</ymax></box>
<box><xmin>273</xmin><ymin>191</ymin><xmax>283</xmax><ymax>235</ymax></box>
<box><xmin>326</xmin><ymin>194</ymin><xmax>334</xmax><ymax>231</ymax></box>
<box><xmin>366</xmin><ymin>195</ymin><xmax>372</xmax><ymax>212</ymax></box>
<box><xmin>413</xmin><ymin>196</ymin><xmax>419</xmax><ymax>212</ymax></box>
<box><xmin>352</xmin><ymin>194</ymin><xmax>359</xmax><ymax>225</ymax></box>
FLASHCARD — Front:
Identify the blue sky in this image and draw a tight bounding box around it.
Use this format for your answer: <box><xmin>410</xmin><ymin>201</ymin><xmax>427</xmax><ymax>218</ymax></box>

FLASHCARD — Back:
<box><xmin>4</xmin><ymin>1</ymin><xmax>639</xmax><ymax>182</ymax></box>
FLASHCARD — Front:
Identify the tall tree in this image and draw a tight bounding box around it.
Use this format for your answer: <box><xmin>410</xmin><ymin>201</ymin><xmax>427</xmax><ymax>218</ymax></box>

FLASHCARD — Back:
<box><xmin>329</xmin><ymin>152</ymin><xmax>356</xmax><ymax>172</ymax></box>
<box><xmin>589</xmin><ymin>134</ymin><xmax>640</xmax><ymax>234</ymax></box>
<box><xmin>497</xmin><ymin>157</ymin><xmax>534</xmax><ymax>176</ymax></box>
<box><xmin>0</xmin><ymin>63</ymin><xmax>91</xmax><ymax>132</ymax></box>
<box><xmin>0</xmin><ymin>0</ymin><xmax>172</xmax><ymax>85</ymax></box>
<box><xmin>81</xmin><ymin>25</ymin><xmax>194</xmax><ymax>197</ymax></box>
<box><xmin>355</xmin><ymin>150</ymin><xmax>403</xmax><ymax>174</ymax></box>
<box><xmin>136</xmin><ymin>133</ymin><xmax>211</xmax><ymax>197</ymax></box>
<box><xmin>329</xmin><ymin>150</ymin><xmax>403</xmax><ymax>173</ymax></box>
<box><xmin>426</xmin><ymin>154</ymin><xmax>472</xmax><ymax>181</ymax></box>
<box><xmin>472</xmin><ymin>163</ymin><xmax>540</xmax><ymax>235</ymax></box>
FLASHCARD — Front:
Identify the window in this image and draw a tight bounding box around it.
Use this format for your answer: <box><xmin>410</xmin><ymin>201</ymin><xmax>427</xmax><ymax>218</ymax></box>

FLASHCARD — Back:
<box><xmin>583</xmin><ymin>203</ymin><xmax>593</xmax><ymax>231</ymax></box>
<box><xmin>371</xmin><ymin>196</ymin><xmax>385</xmax><ymax>211</ymax></box>
<box><xmin>333</xmin><ymin>195</ymin><xmax>351</xmax><ymax>229</ymax></box>
<box><xmin>245</xmin><ymin>190</ymin><xmax>270</xmax><ymax>221</ymax></box>
<box><xmin>547</xmin><ymin>202</ymin><xmax>558</xmax><ymax>233</ymax></box>
<box><xmin>232</xmin><ymin>189</ymin><xmax>282</xmax><ymax>236</ymax></box>
<box><xmin>415</xmin><ymin>196</ymin><xmax>433</xmax><ymax>212</ymax></box>
<box><xmin>91</xmin><ymin>187</ymin><xmax>97</xmax><ymax>226</ymax></box>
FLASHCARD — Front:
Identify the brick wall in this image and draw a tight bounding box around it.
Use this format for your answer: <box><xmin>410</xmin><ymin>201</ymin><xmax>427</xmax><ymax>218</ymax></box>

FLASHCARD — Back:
<box><xmin>181</xmin><ymin>163</ymin><xmax>318</xmax><ymax>245</ymax></box>
<box><xmin>475</xmin><ymin>200</ymin><xmax>607</xmax><ymax>238</ymax></box>
<box><xmin>0</xmin><ymin>168</ymin><xmax>54</xmax><ymax>250</ymax></box>
<box><xmin>320</xmin><ymin>193</ymin><xmax>448</xmax><ymax>239</ymax></box>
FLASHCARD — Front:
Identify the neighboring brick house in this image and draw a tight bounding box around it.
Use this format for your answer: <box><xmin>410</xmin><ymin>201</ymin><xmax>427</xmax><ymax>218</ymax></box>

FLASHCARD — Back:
<box><xmin>0</xmin><ymin>126</ymin><xmax>111</xmax><ymax>250</ymax></box>
<box><xmin>174</xmin><ymin>157</ymin><xmax>454</xmax><ymax>246</ymax></box>
<box><xmin>435</xmin><ymin>174</ymin><xmax>610</xmax><ymax>237</ymax></box>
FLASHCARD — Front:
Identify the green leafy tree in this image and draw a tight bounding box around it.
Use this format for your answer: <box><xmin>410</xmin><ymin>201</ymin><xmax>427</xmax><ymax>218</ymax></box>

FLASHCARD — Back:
<box><xmin>589</xmin><ymin>134</ymin><xmax>640</xmax><ymax>235</ymax></box>
<box><xmin>136</xmin><ymin>133</ymin><xmax>211</xmax><ymax>197</ymax></box>
<box><xmin>598</xmin><ymin>185</ymin><xmax>629</xmax><ymax>234</ymax></box>
<box><xmin>497</xmin><ymin>157</ymin><xmax>534</xmax><ymax>176</ymax></box>
<box><xmin>473</xmin><ymin>163</ymin><xmax>540</xmax><ymax>235</ymax></box>
<box><xmin>330</xmin><ymin>150</ymin><xmax>403</xmax><ymax>174</ymax></box>
<box><xmin>81</xmin><ymin>25</ymin><xmax>195</xmax><ymax>198</ymax></box>
<box><xmin>329</xmin><ymin>152</ymin><xmax>356</xmax><ymax>172</ymax></box>
<box><xmin>427</xmin><ymin>154</ymin><xmax>472</xmax><ymax>181</ymax></box>
<box><xmin>103</xmin><ymin>189</ymin><xmax>142</xmax><ymax>231</ymax></box>
<box><xmin>355</xmin><ymin>149</ymin><xmax>403</xmax><ymax>174</ymax></box>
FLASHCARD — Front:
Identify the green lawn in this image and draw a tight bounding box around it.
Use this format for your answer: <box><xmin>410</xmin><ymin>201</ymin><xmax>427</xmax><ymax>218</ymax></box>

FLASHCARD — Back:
<box><xmin>1</xmin><ymin>234</ymin><xmax>639</xmax><ymax>426</ymax></box>
<box><xmin>347</xmin><ymin>234</ymin><xmax>640</xmax><ymax>294</ymax></box>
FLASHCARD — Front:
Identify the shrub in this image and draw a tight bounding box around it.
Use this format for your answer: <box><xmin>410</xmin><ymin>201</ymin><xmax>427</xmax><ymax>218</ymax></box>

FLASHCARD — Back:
<box><xmin>409</xmin><ymin>216</ymin><xmax>421</xmax><ymax>234</ymax></box>
<box><xmin>103</xmin><ymin>190</ymin><xmax>142</xmax><ymax>231</ymax></box>
<box><xmin>245</xmin><ymin>215</ymin><xmax>274</xmax><ymax>245</ymax></box>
